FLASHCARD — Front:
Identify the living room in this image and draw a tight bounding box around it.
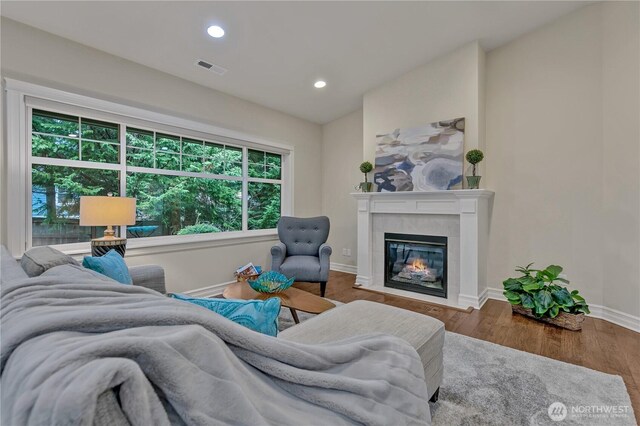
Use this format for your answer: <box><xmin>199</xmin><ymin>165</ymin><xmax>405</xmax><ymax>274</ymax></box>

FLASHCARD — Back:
<box><xmin>1</xmin><ymin>1</ymin><xmax>638</xmax><ymax>425</ymax></box>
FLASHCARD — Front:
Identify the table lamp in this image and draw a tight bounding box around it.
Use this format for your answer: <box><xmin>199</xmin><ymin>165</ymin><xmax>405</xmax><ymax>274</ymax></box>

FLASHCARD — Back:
<box><xmin>80</xmin><ymin>195</ymin><xmax>136</xmax><ymax>257</ymax></box>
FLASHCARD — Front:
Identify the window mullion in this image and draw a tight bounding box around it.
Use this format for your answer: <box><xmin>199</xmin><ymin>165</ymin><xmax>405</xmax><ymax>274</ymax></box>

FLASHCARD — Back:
<box><xmin>30</xmin><ymin>157</ymin><xmax>122</xmax><ymax>171</ymax></box>
<box><xmin>25</xmin><ymin>107</ymin><xmax>34</xmax><ymax>251</ymax></box>
<box><xmin>78</xmin><ymin>116</ymin><xmax>82</xmax><ymax>161</ymax></box>
<box><xmin>247</xmin><ymin>177</ymin><xmax>283</xmax><ymax>185</ymax></box>
<box><xmin>242</xmin><ymin>147</ymin><xmax>249</xmax><ymax>232</ymax></box>
<box><xmin>179</xmin><ymin>137</ymin><xmax>183</xmax><ymax>171</ymax></box>
<box><xmin>125</xmin><ymin>166</ymin><xmax>242</xmax><ymax>181</ymax></box>
<box><xmin>120</xmin><ymin>123</ymin><xmax>128</xmax><ymax>238</ymax></box>
<box><xmin>153</xmin><ymin>131</ymin><xmax>157</xmax><ymax>169</ymax></box>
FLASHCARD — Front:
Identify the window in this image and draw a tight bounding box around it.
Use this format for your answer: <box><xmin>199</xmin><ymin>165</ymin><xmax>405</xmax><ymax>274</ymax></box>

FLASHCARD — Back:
<box><xmin>31</xmin><ymin>111</ymin><xmax>121</xmax><ymax>246</ymax></box>
<box><xmin>247</xmin><ymin>149</ymin><xmax>282</xmax><ymax>230</ymax></box>
<box><xmin>28</xmin><ymin>107</ymin><xmax>287</xmax><ymax>248</ymax></box>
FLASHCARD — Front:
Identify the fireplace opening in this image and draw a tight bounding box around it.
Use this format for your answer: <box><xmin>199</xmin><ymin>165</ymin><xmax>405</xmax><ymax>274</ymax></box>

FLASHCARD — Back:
<box><xmin>384</xmin><ymin>233</ymin><xmax>447</xmax><ymax>298</ymax></box>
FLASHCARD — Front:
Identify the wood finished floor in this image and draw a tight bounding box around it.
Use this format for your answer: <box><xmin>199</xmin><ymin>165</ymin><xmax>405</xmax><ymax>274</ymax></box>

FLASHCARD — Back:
<box><xmin>293</xmin><ymin>271</ymin><xmax>640</xmax><ymax>416</ymax></box>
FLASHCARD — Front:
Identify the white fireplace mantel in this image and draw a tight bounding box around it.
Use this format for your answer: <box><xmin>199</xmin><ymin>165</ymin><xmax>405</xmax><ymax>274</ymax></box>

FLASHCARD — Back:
<box><xmin>352</xmin><ymin>190</ymin><xmax>494</xmax><ymax>310</ymax></box>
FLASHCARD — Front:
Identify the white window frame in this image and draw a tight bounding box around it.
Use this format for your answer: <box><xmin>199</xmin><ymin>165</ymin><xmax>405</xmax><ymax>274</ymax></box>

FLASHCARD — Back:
<box><xmin>4</xmin><ymin>78</ymin><xmax>294</xmax><ymax>256</ymax></box>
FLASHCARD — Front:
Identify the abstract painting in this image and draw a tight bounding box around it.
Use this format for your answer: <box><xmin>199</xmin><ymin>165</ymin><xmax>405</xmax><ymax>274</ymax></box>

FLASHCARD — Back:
<box><xmin>374</xmin><ymin>117</ymin><xmax>465</xmax><ymax>192</ymax></box>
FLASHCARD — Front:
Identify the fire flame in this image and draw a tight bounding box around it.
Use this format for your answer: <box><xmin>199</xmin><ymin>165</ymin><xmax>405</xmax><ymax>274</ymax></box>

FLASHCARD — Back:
<box><xmin>411</xmin><ymin>258</ymin><xmax>427</xmax><ymax>271</ymax></box>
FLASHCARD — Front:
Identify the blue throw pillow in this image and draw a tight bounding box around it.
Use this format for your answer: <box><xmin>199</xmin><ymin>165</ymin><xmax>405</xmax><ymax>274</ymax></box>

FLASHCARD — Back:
<box><xmin>170</xmin><ymin>293</ymin><xmax>281</xmax><ymax>336</ymax></box>
<box><xmin>82</xmin><ymin>250</ymin><xmax>133</xmax><ymax>285</ymax></box>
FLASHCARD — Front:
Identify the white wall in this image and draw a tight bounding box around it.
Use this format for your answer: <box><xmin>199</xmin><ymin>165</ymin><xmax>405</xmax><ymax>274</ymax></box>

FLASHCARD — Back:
<box><xmin>322</xmin><ymin>2</ymin><xmax>639</xmax><ymax>322</ymax></box>
<box><xmin>321</xmin><ymin>109</ymin><xmax>362</xmax><ymax>269</ymax></box>
<box><xmin>601</xmin><ymin>1</ymin><xmax>640</xmax><ymax>318</ymax></box>
<box><xmin>363</xmin><ymin>41</ymin><xmax>486</xmax><ymax>174</ymax></box>
<box><xmin>3</xmin><ymin>2</ymin><xmax>639</xmax><ymax>319</ymax></box>
<box><xmin>485</xmin><ymin>1</ymin><xmax>639</xmax><ymax>317</ymax></box>
<box><xmin>0</xmin><ymin>17</ymin><xmax>323</xmax><ymax>293</ymax></box>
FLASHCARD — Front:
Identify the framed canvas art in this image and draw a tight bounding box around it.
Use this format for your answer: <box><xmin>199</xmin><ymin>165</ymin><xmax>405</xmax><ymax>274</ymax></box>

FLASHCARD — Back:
<box><xmin>374</xmin><ymin>117</ymin><xmax>465</xmax><ymax>192</ymax></box>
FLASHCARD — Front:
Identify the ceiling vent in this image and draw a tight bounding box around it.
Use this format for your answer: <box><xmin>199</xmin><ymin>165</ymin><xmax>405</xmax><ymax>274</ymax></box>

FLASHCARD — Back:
<box><xmin>195</xmin><ymin>59</ymin><xmax>227</xmax><ymax>75</ymax></box>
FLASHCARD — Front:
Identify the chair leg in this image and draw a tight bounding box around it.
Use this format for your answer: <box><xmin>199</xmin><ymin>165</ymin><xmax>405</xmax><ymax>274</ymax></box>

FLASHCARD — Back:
<box><xmin>320</xmin><ymin>282</ymin><xmax>327</xmax><ymax>298</ymax></box>
<box><xmin>429</xmin><ymin>387</ymin><xmax>440</xmax><ymax>403</ymax></box>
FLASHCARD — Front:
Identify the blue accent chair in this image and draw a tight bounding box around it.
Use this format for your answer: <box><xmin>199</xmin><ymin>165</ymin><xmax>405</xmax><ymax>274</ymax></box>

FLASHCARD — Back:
<box><xmin>271</xmin><ymin>216</ymin><xmax>332</xmax><ymax>297</ymax></box>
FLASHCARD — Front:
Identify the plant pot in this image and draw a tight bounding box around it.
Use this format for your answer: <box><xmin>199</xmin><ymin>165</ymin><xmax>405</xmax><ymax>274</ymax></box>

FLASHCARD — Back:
<box><xmin>466</xmin><ymin>176</ymin><xmax>482</xmax><ymax>189</ymax></box>
<box><xmin>359</xmin><ymin>182</ymin><xmax>373</xmax><ymax>192</ymax></box>
<box><xmin>511</xmin><ymin>304</ymin><xmax>585</xmax><ymax>331</ymax></box>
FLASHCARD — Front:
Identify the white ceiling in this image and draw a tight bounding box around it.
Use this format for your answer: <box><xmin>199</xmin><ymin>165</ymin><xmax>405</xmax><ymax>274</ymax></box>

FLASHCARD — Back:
<box><xmin>1</xmin><ymin>1</ymin><xmax>589</xmax><ymax>124</ymax></box>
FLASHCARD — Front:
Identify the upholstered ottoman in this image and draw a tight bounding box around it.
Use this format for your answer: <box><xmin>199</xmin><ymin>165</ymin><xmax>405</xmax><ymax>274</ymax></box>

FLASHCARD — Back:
<box><xmin>278</xmin><ymin>300</ymin><xmax>445</xmax><ymax>401</ymax></box>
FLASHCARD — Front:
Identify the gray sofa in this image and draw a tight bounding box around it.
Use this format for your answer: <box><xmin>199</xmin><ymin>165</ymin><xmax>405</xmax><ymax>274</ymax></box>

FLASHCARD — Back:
<box><xmin>2</xmin><ymin>245</ymin><xmax>166</xmax><ymax>294</ymax></box>
<box><xmin>1</xmin><ymin>244</ymin><xmax>444</xmax><ymax>423</ymax></box>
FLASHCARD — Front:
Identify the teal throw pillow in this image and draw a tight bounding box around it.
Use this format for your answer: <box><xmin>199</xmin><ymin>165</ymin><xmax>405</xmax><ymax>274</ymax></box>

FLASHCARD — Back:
<box><xmin>82</xmin><ymin>250</ymin><xmax>133</xmax><ymax>285</ymax></box>
<box><xmin>170</xmin><ymin>293</ymin><xmax>281</xmax><ymax>336</ymax></box>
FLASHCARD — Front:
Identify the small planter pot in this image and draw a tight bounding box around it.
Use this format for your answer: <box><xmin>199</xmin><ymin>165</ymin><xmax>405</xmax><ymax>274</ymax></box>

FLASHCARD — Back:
<box><xmin>359</xmin><ymin>182</ymin><xmax>373</xmax><ymax>192</ymax></box>
<box><xmin>511</xmin><ymin>304</ymin><xmax>585</xmax><ymax>331</ymax></box>
<box><xmin>466</xmin><ymin>176</ymin><xmax>482</xmax><ymax>189</ymax></box>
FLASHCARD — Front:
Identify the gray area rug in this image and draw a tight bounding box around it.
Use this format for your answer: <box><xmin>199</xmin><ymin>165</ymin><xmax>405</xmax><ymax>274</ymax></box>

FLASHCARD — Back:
<box><xmin>279</xmin><ymin>307</ymin><xmax>637</xmax><ymax>426</ymax></box>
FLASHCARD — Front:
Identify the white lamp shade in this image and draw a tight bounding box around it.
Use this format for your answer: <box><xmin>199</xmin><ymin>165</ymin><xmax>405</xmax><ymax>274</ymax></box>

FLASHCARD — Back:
<box><xmin>80</xmin><ymin>196</ymin><xmax>136</xmax><ymax>226</ymax></box>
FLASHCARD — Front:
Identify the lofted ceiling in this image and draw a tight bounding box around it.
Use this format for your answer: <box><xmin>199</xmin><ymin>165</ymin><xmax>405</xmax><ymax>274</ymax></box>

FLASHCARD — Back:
<box><xmin>1</xmin><ymin>1</ymin><xmax>589</xmax><ymax>124</ymax></box>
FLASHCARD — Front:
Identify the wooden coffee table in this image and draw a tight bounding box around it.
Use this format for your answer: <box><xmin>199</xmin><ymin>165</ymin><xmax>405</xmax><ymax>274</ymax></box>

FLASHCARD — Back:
<box><xmin>223</xmin><ymin>282</ymin><xmax>335</xmax><ymax>323</ymax></box>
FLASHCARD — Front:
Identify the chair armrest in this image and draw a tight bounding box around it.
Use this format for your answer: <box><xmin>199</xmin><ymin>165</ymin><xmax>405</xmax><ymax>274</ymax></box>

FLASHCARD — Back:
<box><xmin>129</xmin><ymin>265</ymin><xmax>166</xmax><ymax>294</ymax></box>
<box><xmin>319</xmin><ymin>243</ymin><xmax>332</xmax><ymax>282</ymax></box>
<box><xmin>271</xmin><ymin>242</ymin><xmax>287</xmax><ymax>271</ymax></box>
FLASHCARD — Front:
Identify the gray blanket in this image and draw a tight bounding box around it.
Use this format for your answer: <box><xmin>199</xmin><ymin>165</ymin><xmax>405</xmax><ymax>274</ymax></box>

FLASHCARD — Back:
<box><xmin>1</xmin><ymin>275</ymin><xmax>431</xmax><ymax>425</ymax></box>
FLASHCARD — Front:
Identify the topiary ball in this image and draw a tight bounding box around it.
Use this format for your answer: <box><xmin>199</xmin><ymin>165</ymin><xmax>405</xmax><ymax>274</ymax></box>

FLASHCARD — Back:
<box><xmin>359</xmin><ymin>161</ymin><xmax>373</xmax><ymax>174</ymax></box>
<box><xmin>248</xmin><ymin>271</ymin><xmax>295</xmax><ymax>293</ymax></box>
<box><xmin>465</xmin><ymin>149</ymin><xmax>484</xmax><ymax>165</ymax></box>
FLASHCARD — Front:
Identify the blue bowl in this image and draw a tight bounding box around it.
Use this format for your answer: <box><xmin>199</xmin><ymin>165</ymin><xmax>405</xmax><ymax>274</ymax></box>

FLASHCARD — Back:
<box><xmin>248</xmin><ymin>271</ymin><xmax>295</xmax><ymax>293</ymax></box>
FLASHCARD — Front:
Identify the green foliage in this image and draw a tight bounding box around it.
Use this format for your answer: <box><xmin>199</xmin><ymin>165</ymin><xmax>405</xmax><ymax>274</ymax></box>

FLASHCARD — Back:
<box><xmin>359</xmin><ymin>161</ymin><xmax>373</xmax><ymax>182</ymax></box>
<box><xmin>248</xmin><ymin>182</ymin><xmax>281</xmax><ymax>230</ymax></box>
<box><xmin>177</xmin><ymin>223</ymin><xmax>221</xmax><ymax>235</ymax></box>
<box><xmin>502</xmin><ymin>263</ymin><xmax>590</xmax><ymax>318</ymax></box>
<box><xmin>465</xmin><ymin>149</ymin><xmax>484</xmax><ymax>165</ymax></box>
<box><xmin>359</xmin><ymin>161</ymin><xmax>373</xmax><ymax>174</ymax></box>
<box><xmin>465</xmin><ymin>149</ymin><xmax>484</xmax><ymax>177</ymax></box>
<box><xmin>31</xmin><ymin>111</ymin><xmax>281</xmax><ymax>242</ymax></box>
<box><xmin>127</xmin><ymin>172</ymin><xmax>243</xmax><ymax>235</ymax></box>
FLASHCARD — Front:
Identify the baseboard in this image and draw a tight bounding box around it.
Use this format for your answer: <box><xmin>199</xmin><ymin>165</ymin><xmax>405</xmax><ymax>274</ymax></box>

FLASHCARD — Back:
<box><xmin>183</xmin><ymin>265</ymin><xmax>356</xmax><ymax>297</ymax></box>
<box><xmin>354</xmin><ymin>285</ymin><xmax>473</xmax><ymax>312</ymax></box>
<box><xmin>486</xmin><ymin>287</ymin><xmax>640</xmax><ymax>333</ymax></box>
<box><xmin>330</xmin><ymin>262</ymin><xmax>357</xmax><ymax>275</ymax></box>
<box><xmin>457</xmin><ymin>290</ymin><xmax>487</xmax><ymax>310</ymax></box>
<box><xmin>587</xmin><ymin>304</ymin><xmax>640</xmax><ymax>333</ymax></box>
<box><xmin>355</xmin><ymin>275</ymin><xmax>371</xmax><ymax>286</ymax></box>
<box><xmin>478</xmin><ymin>288</ymin><xmax>489</xmax><ymax>308</ymax></box>
<box><xmin>487</xmin><ymin>287</ymin><xmax>504</xmax><ymax>301</ymax></box>
<box><xmin>181</xmin><ymin>280</ymin><xmax>236</xmax><ymax>298</ymax></box>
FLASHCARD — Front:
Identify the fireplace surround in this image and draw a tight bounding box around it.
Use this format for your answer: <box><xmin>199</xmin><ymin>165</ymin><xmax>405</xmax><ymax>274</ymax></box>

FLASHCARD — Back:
<box><xmin>352</xmin><ymin>190</ymin><xmax>494</xmax><ymax>309</ymax></box>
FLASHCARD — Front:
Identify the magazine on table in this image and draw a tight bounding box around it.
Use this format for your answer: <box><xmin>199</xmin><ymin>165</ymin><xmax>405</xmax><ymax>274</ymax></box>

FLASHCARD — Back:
<box><xmin>235</xmin><ymin>263</ymin><xmax>259</xmax><ymax>278</ymax></box>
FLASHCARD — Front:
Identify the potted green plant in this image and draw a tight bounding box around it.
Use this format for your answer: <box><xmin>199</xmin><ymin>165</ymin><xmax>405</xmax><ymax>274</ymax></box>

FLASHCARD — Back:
<box><xmin>465</xmin><ymin>149</ymin><xmax>484</xmax><ymax>189</ymax></box>
<box><xmin>359</xmin><ymin>161</ymin><xmax>374</xmax><ymax>192</ymax></box>
<box><xmin>503</xmin><ymin>263</ymin><xmax>590</xmax><ymax>331</ymax></box>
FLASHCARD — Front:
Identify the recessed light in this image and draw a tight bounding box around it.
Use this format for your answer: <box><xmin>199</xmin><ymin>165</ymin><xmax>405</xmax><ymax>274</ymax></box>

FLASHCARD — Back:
<box><xmin>207</xmin><ymin>25</ymin><xmax>225</xmax><ymax>38</ymax></box>
<box><xmin>314</xmin><ymin>80</ymin><xmax>327</xmax><ymax>89</ymax></box>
